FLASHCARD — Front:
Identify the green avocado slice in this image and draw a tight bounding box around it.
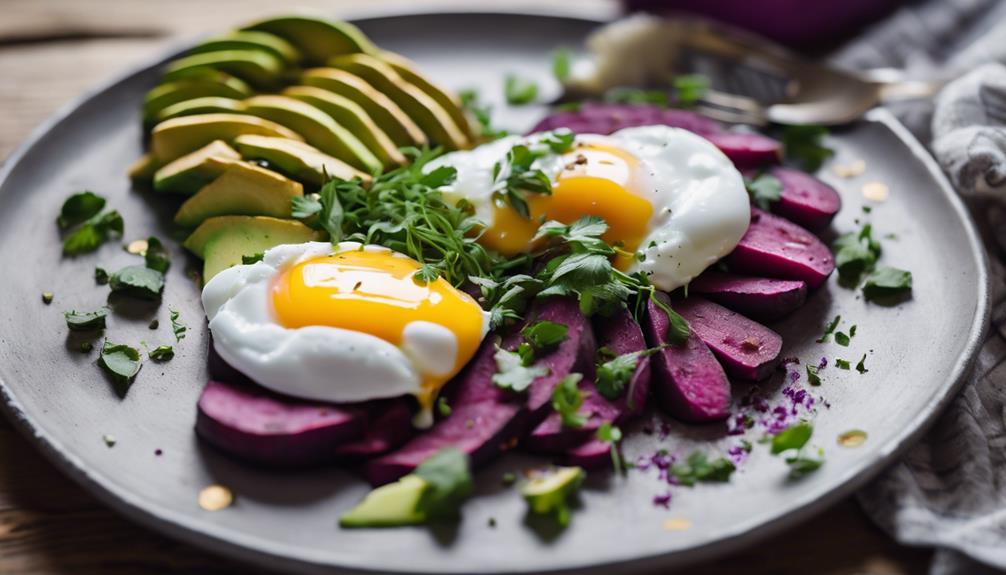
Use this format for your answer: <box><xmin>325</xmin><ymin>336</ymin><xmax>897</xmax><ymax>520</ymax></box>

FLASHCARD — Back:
<box><xmin>283</xmin><ymin>86</ymin><xmax>405</xmax><ymax>167</ymax></box>
<box><xmin>328</xmin><ymin>54</ymin><xmax>469</xmax><ymax>151</ymax></box>
<box><xmin>521</xmin><ymin>466</ymin><xmax>585</xmax><ymax>526</ymax></box>
<box><xmin>189</xmin><ymin>30</ymin><xmax>301</xmax><ymax>64</ymax></box>
<box><xmin>242</xmin><ymin>95</ymin><xmax>381</xmax><ymax>173</ymax></box>
<box><xmin>243</xmin><ymin>15</ymin><xmax>377</xmax><ymax>64</ymax></box>
<box><xmin>380</xmin><ymin>51</ymin><xmax>474</xmax><ymax>140</ymax></box>
<box><xmin>300</xmin><ymin>68</ymin><xmax>427</xmax><ymax>148</ymax></box>
<box><xmin>340</xmin><ymin>475</ymin><xmax>429</xmax><ymax>528</ymax></box>
<box><xmin>155</xmin><ymin>97</ymin><xmax>245</xmax><ymax>123</ymax></box>
<box><xmin>150</xmin><ymin>113</ymin><xmax>302</xmax><ymax>163</ymax></box>
<box><xmin>153</xmin><ymin>140</ymin><xmax>242</xmax><ymax>195</ymax></box>
<box><xmin>183</xmin><ymin>215</ymin><xmax>323</xmax><ymax>281</ymax></box>
<box><xmin>174</xmin><ymin>162</ymin><xmax>303</xmax><ymax>228</ymax></box>
<box><xmin>233</xmin><ymin>135</ymin><xmax>369</xmax><ymax>186</ymax></box>
<box><xmin>142</xmin><ymin>72</ymin><xmax>252</xmax><ymax>126</ymax></box>
<box><xmin>128</xmin><ymin>154</ymin><xmax>159</xmax><ymax>184</ymax></box>
<box><xmin>163</xmin><ymin>49</ymin><xmax>283</xmax><ymax>89</ymax></box>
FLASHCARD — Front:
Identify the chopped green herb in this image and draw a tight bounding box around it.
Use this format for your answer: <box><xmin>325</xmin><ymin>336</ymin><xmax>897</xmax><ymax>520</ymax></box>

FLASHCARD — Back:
<box><xmin>413</xmin><ymin>448</ymin><xmax>474</xmax><ymax>520</ymax></box>
<box><xmin>102</xmin><ymin>434</ymin><xmax>116</xmax><ymax>447</ymax></box>
<box><xmin>782</xmin><ymin>124</ymin><xmax>835</xmax><ymax>172</ymax></box>
<box><xmin>771</xmin><ymin>422</ymin><xmax>813</xmax><ymax>454</ymax></box>
<box><xmin>816</xmin><ymin>314</ymin><xmax>841</xmax><ymax>343</ymax></box>
<box><xmin>290</xmin><ymin>194</ymin><xmax>322</xmax><ymax>219</ymax></box>
<box><xmin>492</xmin><ymin>345</ymin><xmax>549</xmax><ymax>393</ymax></box>
<box><xmin>863</xmin><ymin>267</ymin><xmax>912</xmax><ymax>300</ymax></box>
<box><xmin>144</xmin><ymin>236</ymin><xmax>170</xmax><ymax>273</ymax></box>
<box><xmin>832</xmin><ymin>224</ymin><xmax>881</xmax><ymax>285</ymax></box>
<box><xmin>95</xmin><ymin>267</ymin><xmax>109</xmax><ymax>285</ymax></box>
<box><xmin>745</xmin><ymin>171</ymin><xmax>783</xmax><ymax>210</ymax></box>
<box><xmin>552</xmin><ymin>48</ymin><xmax>572</xmax><ymax>82</ymax></box>
<box><xmin>551</xmin><ymin>373</ymin><xmax>586</xmax><ymax>429</ymax></box>
<box><xmin>862</xmin><ymin>205</ymin><xmax>873</xmax><ymax>213</ymax></box>
<box><xmin>436</xmin><ymin>396</ymin><xmax>452</xmax><ymax>417</ymax></box>
<box><xmin>99</xmin><ymin>341</ymin><xmax>141</xmax><ymax>396</ymax></box>
<box><xmin>850</xmin><ymin>325</ymin><xmax>857</xmax><ymax>337</ymax></box>
<box><xmin>149</xmin><ymin>345</ymin><xmax>174</xmax><ymax>361</ymax></box>
<box><xmin>604</xmin><ymin>87</ymin><xmax>668</xmax><ymax>107</ymax></box>
<box><xmin>806</xmin><ymin>364</ymin><xmax>822</xmax><ymax>386</ymax></box>
<box><xmin>109</xmin><ymin>265</ymin><xmax>164</xmax><ymax>300</ymax></box>
<box><xmin>459</xmin><ymin>89</ymin><xmax>507</xmax><ymax>140</ymax></box>
<box><xmin>834</xmin><ymin>331</ymin><xmax>850</xmax><ymax>347</ymax></box>
<box><xmin>596</xmin><ymin>422</ymin><xmax>624</xmax><ymax>474</ymax></box>
<box><xmin>492</xmin><ymin>141</ymin><xmax>556</xmax><ymax>218</ymax></box>
<box><xmin>554</xmin><ymin>101</ymin><xmax>582</xmax><ymax>113</ymax></box>
<box><xmin>62</xmin><ymin>210</ymin><xmax>124</xmax><ymax>255</ymax></box>
<box><xmin>596</xmin><ymin>351</ymin><xmax>639</xmax><ymax>400</ymax></box>
<box><xmin>836</xmin><ymin>359</ymin><xmax>851</xmax><ymax>370</ymax></box>
<box><xmin>58</xmin><ymin>191</ymin><xmax>106</xmax><ymax>229</ymax></box>
<box><xmin>41</xmin><ymin>292</ymin><xmax>54</xmax><ymax>305</ymax></box>
<box><xmin>855</xmin><ymin>354</ymin><xmax>868</xmax><ymax>374</ymax></box>
<box><xmin>169</xmin><ymin>308</ymin><xmax>186</xmax><ymax>342</ymax></box>
<box><xmin>488</xmin><ymin>517</ymin><xmax>497</xmax><ymax>528</ymax></box>
<box><xmin>148</xmin><ymin>318</ymin><xmax>159</xmax><ymax>330</ymax></box>
<box><xmin>521</xmin><ymin>320</ymin><xmax>568</xmax><ymax>357</ymax></box>
<box><xmin>241</xmin><ymin>252</ymin><xmax>264</xmax><ymax>265</ymax></box>
<box><xmin>786</xmin><ymin>456</ymin><xmax>824</xmax><ymax>478</ymax></box>
<box><xmin>673</xmin><ymin>74</ymin><xmax>709</xmax><ymax>107</ymax></box>
<box><xmin>669</xmin><ymin>451</ymin><xmax>736</xmax><ymax>486</ymax></box>
<box><xmin>64</xmin><ymin>308</ymin><xmax>108</xmax><ymax>331</ymax></box>
<box><xmin>504</xmin><ymin>73</ymin><xmax>538</xmax><ymax>105</ymax></box>
<box><xmin>413</xmin><ymin>264</ymin><xmax>441</xmax><ymax>285</ymax></box>
<box><xmin>740</xmin><ymin>439</ymin><xmax>753</xmax><ymax>453</ymax></box>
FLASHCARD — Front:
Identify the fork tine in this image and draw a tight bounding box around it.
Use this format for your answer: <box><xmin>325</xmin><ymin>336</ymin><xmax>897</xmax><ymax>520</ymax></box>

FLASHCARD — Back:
<box><xmin>693</xmin><ymin>103</ymin><xmax>767</xmax><ymax>126</ymax></box>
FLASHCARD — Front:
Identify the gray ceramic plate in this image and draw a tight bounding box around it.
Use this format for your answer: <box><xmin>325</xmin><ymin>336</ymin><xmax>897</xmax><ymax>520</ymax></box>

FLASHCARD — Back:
<box><xmin>0</xmin><ymin>8</ymin><xmax>990</xmax><ymax>575</ymax></box>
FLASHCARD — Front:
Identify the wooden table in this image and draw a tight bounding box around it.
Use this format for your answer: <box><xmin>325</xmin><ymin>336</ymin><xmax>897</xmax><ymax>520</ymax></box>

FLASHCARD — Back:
<box><xmin>0</xmin><ymin>1</ymin><xmax>933</xmax><ymax>572</ymax></box>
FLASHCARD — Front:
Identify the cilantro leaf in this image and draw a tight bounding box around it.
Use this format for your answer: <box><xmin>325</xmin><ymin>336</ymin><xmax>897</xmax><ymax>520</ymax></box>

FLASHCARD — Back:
<box><xmin>504</xmin><ymin>73</ymin><xmax>538</xmax><ymax>105</ymax></box>
<box><xmin>836</xmin><ymin>358</ymin><xmax>851</xmax><ymax>370</ymax></box>
<box><xmin>745</xmin><ymin>172</ymin><xmax>783</xmax><ymax>210</ymax></box>
<box><xmin>64</xmin><ymin>308</ymin><xmax>108</xmax><ymax>331</ymax></box>
<box><xmin>317</xmin><ymin>179</ymin><xmax>345</xmax><ymax>241</ymax></box>
<box><xmin>144</xmin><ymin>236</ymin><xmax>170</xmax><ymax>273</ymax></box>
<box><xmin>414</xmin><ymin>448</ymin><xmax>474</xmax><ymax>520</ymax></box>
<box><xmin>771</xmin><ymin>422</ymin><xmax>813</xmax><ymax>454</ymax></box>
<box><xmin>855</xmin><ymin>354</ymin><xmax>869</xmax><ymax>374</ymax></box>
<box><xmin>785</xmin><ymin>456</ymin><xmax>824</xmax><ymax>478</ymax></box>
<box><xmin>99</xmin><ymin>341</ymin><xmax>141</xmax><ymax>396</ymax></box>
<box><xmin>863</xmin><ymin>267</ymin><xmax>912</xmax><ymax>300</ymax></box>
<box><xmin>673</xmin><ymin>74</ymin><xmax>709</xmax><ymax>107</ymax></box>
<box><xmin>242</xmin><ymin>252</ymin><xmax>264</xmax><ymax>265</ymax></box>
<box><xmin>420</xmin><ymin>165</ymin><xmax>458</xmax><ymax>188</ymax></box>
<box><xmin>522</xmin><ymin>320</ymin><xmax>568</xmax><ymax>354</ymax></box>
<box><xmin>834</xmin><ymin>331</ymin><xmax>850</xmax><ymax>346</ymax></box>
<box><xmin>551</xmin><ymin>373</ymin><xmax>586</xmax><ymax>428</ymax></box>
<box><xmin>290</xmin><ymin>195</ymin><xmax>322</xmax><ymax>218</ymax></box>
<box><xmin>596</xmin><ymin>351</ymin><xmax>639</xmax><ymax>400</ymax></box>
<box><xmin>806</xmin><ymin>364</ymin><xmax>822</xmax><ymax>386</ymax></box>
<box><xmin>782</xmin><ymin>124</ymin><xmax>835</xmax><ymax>172</ymax></box>
<box><xmin>832</xmin><ymin>227</ymin><xmax>880</xmax><ymax>285</ymax></box>
<box><xmin>552</xmin><ymin>48</ymin><xmax>572</xmax><ymax>82</ymax></box>
<box><xmin>149</xmin><ymin>345</ymin><xmax>174</xmax><ymax>362</ymax></box>
<box><xmin>169</xmin><ymin>308</ymin><xmax>186</xmax><ymax>342</ymax></box>
<box><xmin>540</xmin><ymin>129</ymin><xmax>575</xmax><ymax>154</ymax></box>
<box><xmin>670</xmin><ymin>451</ymin><xmax>736</xmax><ymax>486</ymax></box>
<box><xmin>63</xmin><ymin>210</ymin><xmax>124</xmax><ymax>255</ymax></box>
<box><xmin>58</xmin><ymin>191</ymin><xmax>105</xmax><ymax>229</ymax></box>
<box><xmin>109</xmin><ymin>265</ymin><xmax>164</xmax><ymax>300</ymax></box>
<box><xmin>649</xmin><ymin>293</ymin><xmax>690</xmax><ymax>346</ymax></box>
<box><xmin>596</xmin><ymin>422</ymin><xmax>625</xmax><ymax>474</ymax></box>
<box><xmin>492</xmin><ymin>345</ymin><xmax>548</xmax><ymax>392</ymax></box>
<box><xmin>817</xmin><ymin>314</ymin><xmax>841</xmax><ymax>343</ymax></box>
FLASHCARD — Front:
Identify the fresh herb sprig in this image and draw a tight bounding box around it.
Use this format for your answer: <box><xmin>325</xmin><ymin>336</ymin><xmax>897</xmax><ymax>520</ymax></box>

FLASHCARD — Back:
<box><xmin>669</xmin><ymin>451</ymin><xmax>736</xmax><ymax>485</ymax></box>
<box><xmin>782</xmin><ymin>125</ymin><xmax>834</xmax><ymax>172</ymax></box>
<box><xmin>770</xmin><ymin>422</ymin><xmax>824</xmax><ymax>478</ymax></box>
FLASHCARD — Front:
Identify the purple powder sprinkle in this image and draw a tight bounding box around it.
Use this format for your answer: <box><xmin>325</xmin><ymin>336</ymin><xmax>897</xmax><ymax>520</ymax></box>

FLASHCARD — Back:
<box><xmin>635</xmin><ymin>455</ymin><xmax>653</xmax><ymax>471</ymax></box>
<box><xmin>727</xmin><ymin>444</ymin><xmax>750</xmax><ymax>465</ymax></box>
<box><xmin>653</xmin><ymin>492</ymin><xmax>673</xmax><ymax>508</ymax></box>
<box><xmin>155</xmin><ymin>449</ymin><xmax>163</xmax><ymax>456</ymax></box>
<box><xmin>789</xmin><ymin>370</ymin><xmax>800</xmax><ymax>383</ymax></box>
<box><xmin>818</xmin><ymin>356</ymin><xmax>828</xmax><ymax>370</ymax></box>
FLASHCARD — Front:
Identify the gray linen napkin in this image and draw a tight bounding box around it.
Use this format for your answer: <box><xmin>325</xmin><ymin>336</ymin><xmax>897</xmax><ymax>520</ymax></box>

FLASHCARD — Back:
<box><xmin>826</xmin><ymin>1</ymin><xmax>1006</xmax><ymax>573</ymax></box>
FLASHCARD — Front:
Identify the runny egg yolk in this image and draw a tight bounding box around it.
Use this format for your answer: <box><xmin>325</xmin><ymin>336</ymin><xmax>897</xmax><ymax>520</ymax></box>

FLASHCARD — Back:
<box><xmin>482</xmin><ymin>143</ymin><xmax>654</xmax><ymax>268</ymax></box>
<box><xmin>269</xmin><ymin>250</ymin><xmax>485</xmax><ymax>410</ymax></box>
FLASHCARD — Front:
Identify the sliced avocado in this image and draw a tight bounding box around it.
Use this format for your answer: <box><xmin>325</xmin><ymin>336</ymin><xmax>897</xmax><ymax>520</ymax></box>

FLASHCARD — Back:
<box><xmin>153</xmin><ymin>140</ymin><xmax>242</xmax><ymax>195</ymax></box>
<box><xmin>380</xmin><ymin>51</ymin><xmax>474</xmax><ymax>140</ymax></box>
<box><xmin>340</xmin><ymin>474</ymin><xmax>428</xmax><ymax>528</ymax></box>
<box><xmin>155</xmin><ymin>96</ymin><xmax>244</xmax><ymax>123</ymax></box>
<box><xmin>127</xmin><ymin>154</ymin><xmax>159</xmax><ymax>183</ymax></box>
<box><xmin>163</xmin><ymin>50</ymin><xmax>283</xmax><ymax>89</ymax></box>
<box><xmin>189</xmin><ymin>30</ymin><xmax>301</xmax><ymax>64</ymax></box>
<box><xmin>243</xmin><ymin>15</ymin><xmax>377</xmax><ymax>65</ymax></box>
<box><xmin>328</xmin><ymin>54</ymin><xmax>468</xmax><ymax>151</ymax></box>
<box><xmin>242</xmin><ymin>95</ymin><xmax>381</xmax><ymax>173</ymax></box>
<box><xmin>150</xmin><ymin>113</ymin><xmax>302</xmax><ymax>163</ymax></box>
<box><xmin>142</xmin><ymin>72</ymin><xmax>252</xmax><ymax>125</ymax></box>
<box><xmin>233</xmin><ymin>135</ymin><xmax>369</xmax><ymax>186</ymax></box>
<box><xmin>174</xmin><ymin>162</ymin><xmax>303</xmax><ymax>228</ymax></box>
<box><xmin>301</xmin><ymin>68</ymin><xmax>427</xmax><ymax>148</ymax></box>
<box><xmin>284</xmin><ymin>86</ymin><xmax>405</xmax><ymax>167</ymax></box>
<box><xmin>184</xmin><ymin>215</ymin><xmax>323</xmax><ymax>281</ymax></box>
<box><xmin>521</xmin><ymin>466</ymin><xmax>585</xmax><ymax>526</ymax></box>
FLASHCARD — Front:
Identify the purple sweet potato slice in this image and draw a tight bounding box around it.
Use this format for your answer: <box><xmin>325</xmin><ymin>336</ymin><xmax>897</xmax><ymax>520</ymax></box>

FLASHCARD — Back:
<box><xmin>334</xmin><ymin>400</ymin><xmax>414</xmax><ymax>459</ymax></box>
<box><xmin>525</xmin><ymin>297</ymin><xmax>597</xmax><ymax>414</ymax></box>
<box><xmin>529</xmin><ymin>103</ymin><xmax>723</xmax><ymax>136</ymax></box>
<box><xmin>727</xmin><ymin>207</ymin><xmax>835</xmax><ymax>289</ymax></box>
<box><xmin>704</xmin><ymin>132</ymin><xmax>782</xmax><ymax>170</ymax></box>
<box><xmin>689</xmin><ymin>271</ymin><xmax>807</xmax><ymax>322</ymax></box>
<box><xmin>643</xmin><ymin>293</ymin><xmax>731</xmax><ymax>422</ymax></box>
<box><xmin>675</xmin><ymin>297</ymin><xmax>783</xmax><ymax>381</ymax></box>
<box><xmin>196</xmin><ymin>379</ymin><xmax>367</xmax><ymax>466</ymax></box>
<box><xmin>750</xmin><ymin>167</ymin><xmax>841</xmax><ymax>230</ymax></box>
<box><xmin>524</xmin><ymin>386</ymin><xmax>621</xmax><ymax>453</ymax></box>
<box><xmin>561</xmin><ymin>438</ymin><xmax>614</xmax><ymax>470</ymax></box>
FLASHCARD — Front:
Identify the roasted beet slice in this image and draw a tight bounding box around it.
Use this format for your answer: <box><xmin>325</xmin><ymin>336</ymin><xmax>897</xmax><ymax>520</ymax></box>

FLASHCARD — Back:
<box><xmin>524</xmin><ymin>385</ymin><xmax>621</xmax><ymax>453</ymax></box>
<box><xmin>727</xmin><ymin>207</ymin><xmax>835</xmax><ymax>288</ymax></box>
<box><xmin>675</xmin><ymin>297</ymin><xmax>783</xmax><ymax>381</ymax></box>
<box><xmin>529</xmin><ymin>102</ymin><xmax>723</xmax><ymax>136</ymax></box>
<box><xmin>643</xmin><ymin>293</ymin><xmax>731</xmax><ymax>422</ymax></box>
<box><xmin>196</xmin><ymin>379</ymin><xmax>368</xmax><ymax>466</ymax></box>
<box><xmin>689</xmin><ymin>271</ymin><xmax>807</xmax><ymax>322</ymax></box>
<box><xmin>334</xmin><ymin>400</ymin><xmax>415</xmax><ymax>459</ymax></box>
<box><xmin>561</xmin><ymin>438</ymin><xmax>615</xmax><ymax>469</ymax></box>
<box><xmin>755</xmin><ymin>167</ymin><xmax>841</xmax><ymax>230</ymax></box>
<box><xmin>704</xmin><ymin>132</ymin><xmax>783</xmax><ymax>170</ymax></box>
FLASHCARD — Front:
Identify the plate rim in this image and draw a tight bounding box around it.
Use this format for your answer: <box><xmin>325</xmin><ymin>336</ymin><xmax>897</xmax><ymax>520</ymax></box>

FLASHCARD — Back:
<box><xmin>0</xmin><ymin>9</ymin><xmax>991</xmax><ymax>575</ymax></box>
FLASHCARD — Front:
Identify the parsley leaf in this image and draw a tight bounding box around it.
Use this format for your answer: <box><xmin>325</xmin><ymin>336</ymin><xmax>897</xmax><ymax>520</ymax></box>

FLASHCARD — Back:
<box><xmin>596</xmin><ymin>351</ymin><xmax>639</xmax><ymax>400</ymax></box>
<box><xmin>834</xmin><ymin>331</ymin><xmax>850</xmax><ymax>346</ymax></box>
<box><xmin>504</xmin><ymin>73</ymin><xmax>538</xmax><ymax>105</ymax></box>
<box><xmin>552</xmin><ymin>47</ymin><xmax>572</xmax><ymax>82</ymax></box>
<box><xmin>290</xmin><ymin>194</ymin><xmax>322</xmax><ymax>218</ymax></box>
<box><xmin>551</xmin><ymin>373</ymin><xmax>586</xmax><ymax>428</ymax></box>
<box><xmin>62</xmin><ymin>210</ymin><xmax>124</xmax><ymax>255</ymax></box>
<box><xmin>413</xmin><ymin>448</ymin><xmax>474</xmax><ymax>520</ymax></box>
<box><xmin>420</xmin><ymin>165</ymin><xmax>458</xmax><ymax>188</ymax></box>
<box><xmin>169</xmin><ymin>308</ymin><xmax>186</xmax><ymax>342</ymax></box>
<box><xmin>782</xmin><ymin>124</ymin><xmax>835</xmax><ymax>172</ymax></box>
<box><xmin>149</xmin><ymin>345</ymin><xmax>174</xmax><ymax>361</ymax></box>
<box><xmin>109</xmin><ymin>265</ymin><xmax>164</xmax><ymax>300</ymax></box>
<box><xmin>144</xmin><ymin>236</ymin><xmax>170</xmax><ymax>273</ymax></box>
<box><xmin>522</xmin><ymin>320</ymin><xmax>568</xmax><ymax>354</ymax></box>
<box><xmin>673</xmin><ymin>74</ymin><xmax>709</xmax><ymax>107</ymax></box>
<box><xmin>492</xmin><ymin>345</ymin><xmax>548</xmax><ymax>392</ymax></box>
<box><xmin>669</xmin><ymin>451</ymin><xmax>736</xmax><ymax>486</ymax></box>
<box><xmin>745</xmin><ymin>172</ymin><xmax>783</xmax><ymax>210</ymax></box>
<box><xmin>817</xmin><ymin>314</ymin><xmax>841</xmax><ymax>343</ymax></box>
<box><xmin>863</xmin><ymin>267</ymin><xmax>912</xmax><ymax>300</ymax></box>
<box><xmin>806</xmin><ymin>364</ymin><xmax>823</xmax><ymax>386</ymax></box>
<box><xmin>596</xmin><ymin>422</ymin><xmax>625</xmax><ymax>474</ymax></box>
<box><xmin>242</xmin><ymin>252</ymin><xmax>264</xmax><ymax>265</ymax></box>
<box><xmin>855</xmin><ymin>354</ymin><xmax>869</xmax><ymax>374</ymax></box>
<box><xmin>771</xmin><ymin>422</ymin><xmax>813</xmax><ymax>454</ymax></box>
<box><xmin>58</xmin><ymin>191</ymin><xmax>105</xmax><ymax>229</ymax></box>
<box><xmin>99</xmin><ymin>341</ymin><xmax>141</xmax><ymax>396</ymax></box>
<box><xmin>317</xmin><ymin>179</ymin><xmax>344</xmax><ymax>241</ymax></box>
<box><xmin>836</xmin><ymin>358</ymin><xmax>851</xmax><ymax>370</ymax></box>
<box><xmin>832</xmin><ymin>224</ymin><xmax>881</xmax><ymax>285</ymax></box>
<box><xmin>64</xmin><ymin>308</ymin><xmax>108</xmax><ymax>331</ymax></box>
<box><xmin>786</xmin><ymin>456</ymin><xmax>824</xmax><ymax>478</ymax></box>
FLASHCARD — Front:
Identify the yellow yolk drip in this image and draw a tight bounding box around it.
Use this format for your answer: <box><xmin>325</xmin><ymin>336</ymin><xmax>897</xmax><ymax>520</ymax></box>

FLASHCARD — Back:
<box><xmin>481</xmin><ymin>143</ymin><xmax>654</xmax><ymax>269</ymax></box>
<box><xmin>270</xmin><ymin>250</ymin><xmax>485</xmax><ymax>411</ymax></box>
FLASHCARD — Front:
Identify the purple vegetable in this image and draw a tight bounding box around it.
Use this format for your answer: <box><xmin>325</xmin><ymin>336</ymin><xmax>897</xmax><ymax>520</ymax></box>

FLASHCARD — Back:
<box><xmin>524</xmin><ymin>297</ymin><xmax>598</xmax><ymax>414</ymax></box>
<box><xmin>643</xmin><ymin>293</ymin><xmax>731</xmax><ymax>422</ymax></box>
<box><xmin>196</xmin><ymin>379</ymin><xmax>368</xmax><ymax>466</ymax></box>
<box><xmin>529</xmin><ymin>102</ymin><xmax>723</xmax><ymax>136</ymax></box>
<box><xmin>334</xmin><ymin>400</ymin><xmax>414</xmax><ymax>459</ymax></box>
<box><xmin>754</xmin><ymin>167</ymin><xmax>841</xmax><ymax>230</ymax></box>
<box><xmin>727</xmin><ymin>207</ymin><xmax>835</xmax><ymax>289</ymax></box>
<box><xmin>704</xmin><ymin>132</ymin><xmax>782</xmax><ymax>170</ymax></box>
<box><xmin>524</xmin><ymin>386</ymin><xmax>621</xmax><ymax>453</ymax></box>
<box><xmin>689</xmin><ymin>271</ymin><xmax>807</xmax><ymax>322</ymax></box>
<box><xmin>561</xmin><ymin>438</ymin><xmax>615</xmax><ymax>469</ymax></box>
<box><xmin>675</xmin><ymin>297</ymin><xmax>783</xmax><ymax>381</ymax></box>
